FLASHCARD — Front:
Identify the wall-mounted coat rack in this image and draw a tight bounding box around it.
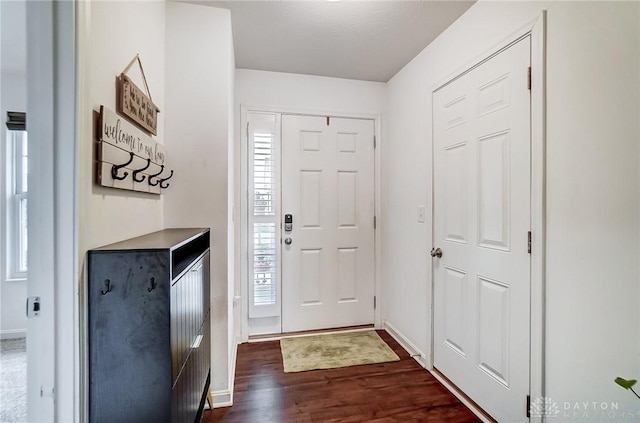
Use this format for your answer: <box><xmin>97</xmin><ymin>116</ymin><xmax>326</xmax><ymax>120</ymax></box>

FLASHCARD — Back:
<box><xmin>97</xmin><ymin>105</ymin><xmax>173</xmax><ymax>194</ymax></box>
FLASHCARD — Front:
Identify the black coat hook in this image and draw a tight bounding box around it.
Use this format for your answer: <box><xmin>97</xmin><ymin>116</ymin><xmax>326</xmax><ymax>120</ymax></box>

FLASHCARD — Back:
<box><xmin>148</xmin><ymin>165</ymin><xmax>165</xmax><ymax>186</ymax></box>
<box><xmin>159</xmin><ymin>170</ymin><xmax>174</xmax><ymax>189</ymax></box>
<box><xmin>111</xmin><ymin>152</ymin><xmax>134</xmax><ymax>180</ymax></box>
<box><xmin>101</xmin><ymin>279</ymin><xmax>113</xmax><ymax>295</ymax></box>
<box><xmin>132</xmin><ymin>158</ymin><xmax>151</xmax><ymax>183</ymax></box>
<box><xmin>147</xmin><ymin>277</ymin><xmax>156</xmax><ymax>292</ymax></box>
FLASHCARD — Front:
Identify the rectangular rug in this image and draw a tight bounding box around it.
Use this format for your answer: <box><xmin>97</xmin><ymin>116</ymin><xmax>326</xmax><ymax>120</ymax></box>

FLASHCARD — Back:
<box><xmin>280</xmin><ymin>330</ymin><xmax>400</xmax><ymax>373</ymax></box>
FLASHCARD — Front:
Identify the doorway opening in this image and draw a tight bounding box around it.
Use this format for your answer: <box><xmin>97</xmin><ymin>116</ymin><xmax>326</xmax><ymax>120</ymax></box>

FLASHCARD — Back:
<box><xmin>1</xmin><ymin>1</ymin><xmax>29</xmax><ymax>418</ymax></box>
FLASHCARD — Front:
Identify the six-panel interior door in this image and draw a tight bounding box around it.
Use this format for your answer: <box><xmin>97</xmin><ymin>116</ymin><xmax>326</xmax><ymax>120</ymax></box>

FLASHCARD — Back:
<box><xmin>432</xmin><ymin>37</ymin><xmax>531</xmax><ymax>422</ymax></box>
<box><xmin>281</xmin><ymin>115</ymin><xmax>375</xmax><ymax>333</ymax></box>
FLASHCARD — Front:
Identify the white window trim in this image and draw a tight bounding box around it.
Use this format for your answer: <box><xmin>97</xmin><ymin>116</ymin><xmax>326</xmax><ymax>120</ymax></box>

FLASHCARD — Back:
<box><xmin>7</xmin><ymin>129</ymin><xmax>28</xmax><ymax>280</ymax></box>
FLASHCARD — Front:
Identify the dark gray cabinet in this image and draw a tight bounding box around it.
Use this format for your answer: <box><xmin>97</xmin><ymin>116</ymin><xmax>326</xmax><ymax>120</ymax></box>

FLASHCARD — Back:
<box><xmin>88</xmin><ymin>228</ymin><xmax>211</xmax><ymax>423</ymax></box>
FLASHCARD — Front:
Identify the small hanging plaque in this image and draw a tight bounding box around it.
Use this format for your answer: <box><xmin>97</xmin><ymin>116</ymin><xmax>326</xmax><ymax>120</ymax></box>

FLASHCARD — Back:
<box><xmin>116</xmin><ymin>55</ymin><xmax>160</xmax><ymax>135</ymax></box>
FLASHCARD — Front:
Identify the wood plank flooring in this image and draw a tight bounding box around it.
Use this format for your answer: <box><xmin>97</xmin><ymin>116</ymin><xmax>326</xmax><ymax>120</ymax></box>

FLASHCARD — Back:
<box><xmin>205</xmin><ymin>330</ymin><xmax>480</xmax><ymax>422</ymax></box>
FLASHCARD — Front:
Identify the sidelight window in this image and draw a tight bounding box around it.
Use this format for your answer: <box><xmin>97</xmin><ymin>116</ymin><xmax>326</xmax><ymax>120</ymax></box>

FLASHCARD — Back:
<box><xmin>248</xmin><ymin>113</ymin><xmax>280</xmax><ymax>318</ymax></box>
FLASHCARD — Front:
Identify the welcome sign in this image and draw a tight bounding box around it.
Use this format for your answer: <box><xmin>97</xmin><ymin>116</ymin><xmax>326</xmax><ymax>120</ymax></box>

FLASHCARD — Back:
<box><xmin>100</xmin><ymin>105</ymin><xmax>165</xmax><ymax>164</ymax></box>
<box><xmin>97</xmin><ymin>105</ymin><xmax>169</xmax><ymax>194</ymax></box>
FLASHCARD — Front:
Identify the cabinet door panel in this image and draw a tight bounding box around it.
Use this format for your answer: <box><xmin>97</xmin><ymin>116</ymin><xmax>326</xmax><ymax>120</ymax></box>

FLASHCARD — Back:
<box><xmin>171</xmin><ymin>255</ymin><xmax>205</xmax><ymax>382</ymax></box>
<box><xmin>89</xmin><ymin>251</ymin><xmax>171</xmax><ymax>422</ymax></box>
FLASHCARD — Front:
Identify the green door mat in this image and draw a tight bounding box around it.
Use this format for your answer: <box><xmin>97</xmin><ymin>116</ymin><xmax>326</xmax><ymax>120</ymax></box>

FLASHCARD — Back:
<box><xmin>280</xmin><ymin>331</ymin><xmax>400</xmax><ymax>373</ymax></box>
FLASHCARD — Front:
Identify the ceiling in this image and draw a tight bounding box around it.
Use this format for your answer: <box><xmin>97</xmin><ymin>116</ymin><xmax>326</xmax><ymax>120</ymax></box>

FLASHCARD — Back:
<box><xmin>201</xmin><ymin>1</ymin><xmax>475</xmax><ymax>82</ymax></box>
<box><xmin>1</xmin><ymin>1</ymin><xmax>475</xmax><ymax>81</ymax></box>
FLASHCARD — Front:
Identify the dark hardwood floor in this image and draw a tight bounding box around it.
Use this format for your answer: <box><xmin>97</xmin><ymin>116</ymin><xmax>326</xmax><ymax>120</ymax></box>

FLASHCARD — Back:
<box><xmin>205</xmin><ymin>330</ymin><xmax>480</xmax><ymax>422</ymax></box>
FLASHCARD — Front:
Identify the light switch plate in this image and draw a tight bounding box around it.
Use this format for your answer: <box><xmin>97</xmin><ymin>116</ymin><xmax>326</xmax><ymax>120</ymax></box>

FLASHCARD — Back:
<box><xmin>417</xmin><ymin>206</ymin><xmax>426</xmax><ymax>223</ymax></box>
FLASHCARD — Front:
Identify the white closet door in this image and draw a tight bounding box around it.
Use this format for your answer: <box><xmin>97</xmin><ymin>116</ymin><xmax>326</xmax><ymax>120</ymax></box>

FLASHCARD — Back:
<box><xmin>433</xmin><ymin>37</ymin><xmax>531</xmax><ymax>422</ymax></box>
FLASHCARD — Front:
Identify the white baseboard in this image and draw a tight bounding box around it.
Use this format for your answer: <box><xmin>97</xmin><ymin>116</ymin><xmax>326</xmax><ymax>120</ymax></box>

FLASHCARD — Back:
<box><xmin>430</xmin><ymin>370</ymin><xmax>494</xmax><ymax>423</ymax></box>
<box><xmin>211</xmin><ymin>389</ymin><xmax>232</xmax><ymax>408</ymax></box>
<box><xmin>212</xmin><ymin>335</ymin><xmax>240</xmax><ymax>409</ymax></box>
<box><xmin>383</xmin><ymin>321</ymin><xmax>428</xmax><ymax>368</ymax></box>
<box><xmin>0</xmin><ymin>329</ymin><xmax>26</xmax><ymax>339</ymax></box>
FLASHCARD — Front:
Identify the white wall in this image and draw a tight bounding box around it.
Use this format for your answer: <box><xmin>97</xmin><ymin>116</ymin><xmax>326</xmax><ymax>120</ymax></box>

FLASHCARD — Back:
<box><xmin>78</xmin><ymin>0</ymin><xmax>166</xmax><ymax>254</ymax></box>
<box><xmin>76</xmin><ymin>0</ymin><xmax>237</xmax><ymax>406</ymax></box>
<box><xmin>384</xmin><ymin>0</ymin><xmax>640</xmax><ymax>417</ymax></box>
<box><xmin>234</xmin><ymin>69</ymin><xmax>386</xmax><ymax>336</ymax></box>
<box><xmin>0</xmin><ymin>0</ymin><xmax>27</xmax><ymax>337</ymax></box>
<box><xmin>76</xmin><ymin>1</ymin><xmax>166</xmax><ymax>417</ymax></box>
<box><xmin>235</xmin><ymin>69</ymin><xmax>386</xmax><ymax>115</ymax></box>
<box><xmin>164</xmin><ymin>2</ymin><xmax>235</xmax><ymax>398</ymax></box>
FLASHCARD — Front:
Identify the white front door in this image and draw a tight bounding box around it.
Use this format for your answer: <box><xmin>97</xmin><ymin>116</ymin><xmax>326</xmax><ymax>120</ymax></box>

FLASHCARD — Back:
<box><xmin>281</xmin><ymin>115</ymin><xmax>375</xmax><ymax>333</ymax></box>
<box><xmin>432</xmin><ymin>37</ymin><xmax>531</xmax><ymax>422</ymax></box>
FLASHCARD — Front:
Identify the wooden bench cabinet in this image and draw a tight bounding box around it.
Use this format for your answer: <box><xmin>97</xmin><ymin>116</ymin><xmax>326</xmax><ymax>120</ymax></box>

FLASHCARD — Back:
<box><xmin>88</xmin><ymin>228</ymin><xmax>211</xmax><ymax>423</ymax></box>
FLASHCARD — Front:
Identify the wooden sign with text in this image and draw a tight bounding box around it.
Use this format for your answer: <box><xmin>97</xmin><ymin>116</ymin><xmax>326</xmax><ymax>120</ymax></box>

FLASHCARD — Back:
<box><xmin>117</xmin><ymin>73</ymin><xmax>160</xmax><ymax>135</ymax></box>
<box><xmin>97</xmin><ymin>105</ymin><xmax>170</xmax><ymax>195</ymax></box>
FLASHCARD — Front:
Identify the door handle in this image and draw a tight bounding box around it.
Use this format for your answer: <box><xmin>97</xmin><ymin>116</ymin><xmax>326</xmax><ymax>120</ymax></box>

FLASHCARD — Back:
<box><xmin>284</xmin><ymin>237</ymin><xmax>292</xmax><ymax>245</ymax></box>
<box><xmin>430</xmin><ymin>247</ymin><xmax>442</xmax><ymax>258</ymax></box>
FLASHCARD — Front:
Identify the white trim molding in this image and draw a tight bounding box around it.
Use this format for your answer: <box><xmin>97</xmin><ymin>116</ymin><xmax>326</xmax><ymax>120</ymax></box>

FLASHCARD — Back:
<box><xmin>213</xmin><ymin>334</ymin><xmax>240</xmax><ymax>409</ymax></box>
<box><xmin>430</xmin><ymin>370</ymin><xmax>494</xmax><ymax>423</ymax></box>
<box><xmin>26</xmin><ymin>1</ymin><xmax>79</xmax><ymax>421</ymax></box>
<box><xmin>211</xmin><ymin>390</ymin><xmax>232</xmax><ymax>409</ymax></box>
<box><xmin>0</xmin><ymin>329</ymin><xmax>27</xmax><ymax>340</ymax></box>
<box><xmin>529</xmin><ymin>13</ymin><xmax>547</xmax><ymax>423</ymax></box>
<box><xmin>383</xmin><ymin>321</ymin><xmax>427</xmax><ymax>369</ymax></box>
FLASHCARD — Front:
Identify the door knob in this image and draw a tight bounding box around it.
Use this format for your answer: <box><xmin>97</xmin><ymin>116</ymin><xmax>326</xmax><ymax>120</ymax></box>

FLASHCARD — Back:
<box><xmin>430</xmin><ymin>247</ymin><xmax>442</xmax><ymax>258</ymax></box>
<box><xmin>284</xmin><ymin>237</ymin><xmax>292</xmax><ymax>245</ymax></box>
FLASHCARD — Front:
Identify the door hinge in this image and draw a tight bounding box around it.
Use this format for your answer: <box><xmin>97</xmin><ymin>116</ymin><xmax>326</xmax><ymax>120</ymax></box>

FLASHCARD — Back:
<box><xmin>374</xmin><ymin>216</ymin><xmax>377</xmax><ymax>229</ymax></box>
<box><xmin>374</xmin><ymin>296</ymin><xmax>377</xmax><ymax>309</ymax></box>
<box><xmin>40</xmin><ymin>386</ymin><xmax>55</xmax><ymax>398</ymax></box>
<box><xmin>526</xmin><ymin>395</ymin><xmax>531</xmax><ymax>418</ymax></box>
<box><xmin>326</xmin><ymin>116</ymin><xmax>330</xmax><ymax>126</ymax></box>
<box><xmin>527</xmin><ymin>67</ymin><xmax>532</xmax><ymax>90</ymax></box>
<box><xmin>373</xmin><ymin>135</ymin><xmax>377</xmax><ymax>149</ymax></box>
<box><xmin>528</xmin><ymin>231</ymin><xmax>532</xmax><ymax>254</ymax></box>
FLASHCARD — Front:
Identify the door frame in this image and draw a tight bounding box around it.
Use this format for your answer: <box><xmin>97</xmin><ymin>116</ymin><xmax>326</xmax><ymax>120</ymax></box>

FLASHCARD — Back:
<box><xmin>26</xmin><ymin>0</ymin><xmax>79</xmax><ymax>421</ymax></box>
<box><xmin>239</xmin><ymin>105</ymin><xmax>382</xmax><ymax>342</ymax></box>
<box><xmin>429</xmin><ymin>13</ymin><xmax>546</xmax><ymax>422</ymax></box>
